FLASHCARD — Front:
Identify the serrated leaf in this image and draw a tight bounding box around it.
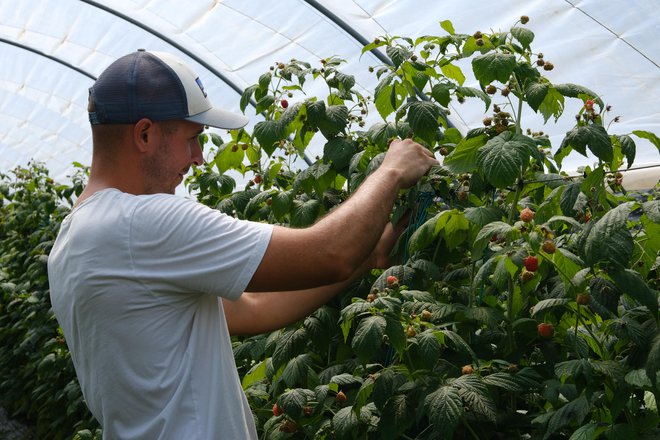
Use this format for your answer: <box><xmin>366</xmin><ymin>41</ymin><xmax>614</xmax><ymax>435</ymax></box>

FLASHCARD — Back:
<box><xmin>538</xmin><ymin>86</ymin><xmax>565</xmax><ymax>123</ymax></box>
<box><xmin>632</xmin><ymin>130</ymin><xmax>660</xmax><ymax>152</ymax></box>
<box><xmin>464</xmin><ymin>206</ymin><xmax>503</xmax><ymax>227</ymax></box>
<box><xmin>455</xmin><ymin>86</ymin><xmax>491</xmax><ymax>111</ymax></box>
<box><xmin>272</xmin><ymin>328</ymin><xmax>308</xmax><ymax>370</ymax></box>
<box><xmin>646</xmin><ymin>333</ymin><xmax>660</xmax><ymax>388</ymax></box>
<box><xmin>253</xmin><ymin>120</ymin><xmax>284</xmax><ymax>157</ymax></box>
<box><xmin>270</xmin><ymin>190</ymin><xmax>293</xmax><ymax>220</ymax></box>
<box><xmin>379</xmin><ymin>394</ymin><xmax>414</xmax><ymax>440</ymax></box>
<box><xmin>408</xmin><ymin>211</ymin><xmax>444</xmax><ymax>254</ymax></box>
<box><xmin>546</xmin><ymin>395</ymin><xmax>590</xmax><ymax>439</ymax></box>
<box><xmin>255</xmin><ymin>94</ymin><xmax>275</xmax><ymax>115</ymax></box>
<box><xmin>431</xmin><ymin>83</ymin><xmax>452</xmax><ymax>106</ymax></box>
<box><xmin>323</xmin><ymin>137</ymin><xmax>356</xmax><ymax>170</ymax></box>
<box><xmin>407</xmin><ymin>101</ymin><xmax>440</xmax><ymax>144</ymax></box>
<box><xmin>290</xmin><ymin>198</ymin><xmax>322</xmax><ymax>227</ymax></box>
<box><xmin>610</xmin><ymin>269</ymin><xmax>658</xmax><ymax>317</ymax></box>
<box><xmin>483</xmin><ymin>372</ymin><xmax>526</xmax><ymax>393</ymax></box>
<box><xmin>511</xmin><ymin>26</ymin><xmax>534</xmax><ymax>49</ymax></box>
<box><xmin>561</xmin><ymin>125</ymin><xmax>613</xmax><ymax>162</ymax></box>
<box><xmin>554</xmin><ymin>83</ymin><xmax>602</xmax><ymax>107</ymax></box>
<box><xmin>240</xmin><ymin>84</ymin><xmax>257</xmax><ymax>113</ymax></box>
<box><xmin>472</xmin><ymin>52</ymin><xmax>517</xmax><ymax>85</ymax></box>
<box><xmin>332</xmin><ymin>406</ymin><xmax>360</xmax><ymax>439</ymax></box>
<box><xmin>443</xmin><ymin>134</ymin><xmax>488</xmax><ymax>174</ymax></box>
<box><xmin>440</xmin><ymin>19</ymin><xmax>455</xmax><ymax>35</ymax></box>
<box><xmin>352</xmin><ymin>315</ymin><xmax>387</xmax><ymax>364</ymax></box>
<box><xmin>440</xmin><ymin>62</ymin><xmax>466</xmax><ymax>86</ymax></box>
<box><xmin>583</xmin><ymin>202</ymin><xmax>634</xmax><ymax>266</ymax></box>
<box><xmin>281</xmin><ymin>353</ymin><xmax>313</xmax><ymax>388</ymax></box>
<box><xmin>615</xmin><ymin>134</ymin><xmax>636</xmax><ymax>167</ymax></box>
<box><xmin>366</xmin><ymin>122</ymin><xmax>397</xmax><ymax>148</ymax></box>
<box><xmin>473</xmin><ymin>221</ymin><xmax>516</xmax><ymax>259</ymax></box>
<box><xmin>278</xmin><ymin>387</ymin><xmax>315</xmax><ymax>419</ymax></box>
<box><xmin>477</xmin><ymin>132</ymin><xmax>531</xmax><ymax>188</ymax></box>
<box><xmin>531</xmin><ymin>298</ymin><xmax>570</xmax><ymax>316</ymax></box>
<box><xmin>241</xmin><ymin>359</ymin><xmax>268</xmax><ymax>390</ymax></box>
<box><xmin>424</xmin><ymin>386</ymin><xmax>463</xmax><ymax>438</ymax></box>
<box><xmin>386</xmin><ymin>45</ymin><xmax>410</xmax><ymax>67</ymax></box>
<box><xmin>568</xmin><ymin>422</ymin><xmax>598</xmax><ymax>440</ymax></box>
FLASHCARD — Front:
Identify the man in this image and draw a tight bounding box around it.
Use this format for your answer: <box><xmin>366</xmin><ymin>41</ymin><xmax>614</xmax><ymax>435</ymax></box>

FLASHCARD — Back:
<box><xmin>48</xmin><ymin>50</ymin><xmax>437</xmax><ymax>439</ymax></box>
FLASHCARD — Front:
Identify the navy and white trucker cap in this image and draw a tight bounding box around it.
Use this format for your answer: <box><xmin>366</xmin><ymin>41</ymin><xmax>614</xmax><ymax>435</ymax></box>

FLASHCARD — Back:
<box><xmin>88</xmin><ymin>49</ymin><xmax>249</xmax><ymax>129</ymax></box>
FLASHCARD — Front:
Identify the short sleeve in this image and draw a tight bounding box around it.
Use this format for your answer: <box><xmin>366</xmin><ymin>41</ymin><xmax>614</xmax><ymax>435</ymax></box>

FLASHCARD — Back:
<box><xmin>128</xmin><ymin>195</ymin><xmax>273</xmax><ymax>299</ymax></box>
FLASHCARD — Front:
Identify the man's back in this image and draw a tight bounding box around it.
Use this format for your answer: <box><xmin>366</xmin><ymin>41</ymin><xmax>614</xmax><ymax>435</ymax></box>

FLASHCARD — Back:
<box><xmin>48</xmin><ymin>189</ymin><xmax>271</xmax><ymax>439</ymax></box>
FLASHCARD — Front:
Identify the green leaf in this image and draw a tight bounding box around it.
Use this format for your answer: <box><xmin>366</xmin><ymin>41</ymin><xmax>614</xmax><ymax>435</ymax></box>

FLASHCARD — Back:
<box><xmin>272</xmin><ymin>328</ymin><xmax>307</xmax><ymax>370</ymax></box>
<box><xmin>440</xmin><ymin>62</ymin><xmax>466</xmax><ymax>86</ymax></box>
<box><xmin>646</xmin><ymin>333</ymin><xmax>660</xmax><ymax>388</ymax></box>
<box><xmin>379</xmin><ymin>395</ymin><xmax>414</xmax><ymax>440</ymax></box>
<box><xmin>352</xmin><ymin>315</ymin><xmax>387</xmax><ymax>364</ymax></box>
<box><xmin>583</xmin><ymin>202</ymin><xmax>634</xmax><ymax>266</ymax></box>
<box><xmin>281</xmin><ymin>353</ymin><xmax>313</xmax><ymax>387</ymax></box>
<box><xmin>241</xmin><ymin>359</ymin><xmax>268</xmax><ymax>390</ymax></box>
<box><xmin>615</xmin><ymin>134</ymin><xmax>636</xmax><ymax>167</ymax></box>
<box><xmin>531</xmin><ymin>298</ymin><xmax>570</xmax><ymax>316</ymax></box>
<box><xmin>511</xmin><ymin>26</ymin><xmax>534</xmax><ymax>49</ymax></box>
<box><xmin>384</xmin><ymin>315</ymin><xmax>406</xmax><ymax>356</ymax></box>
<box><xmin>483</xmin><ymin>372</ymin><xmax>527</xmax><ymax>393</ymax></box>
<box><xmin>270</xmin><ymin>190</ymin><xmax>293</xmax><ymax>220</ymax></box>
<box><xmin>240</xmin><ymin>84</ymin><xmax>257</xmax><ymax>113</ymax></box>
<box><xmin>610</xmin><ymin>269</ymin><xmax>658</xmax><ymax>317</ymax></box>
<box><xmin>568</xmin><ymin>422</ymin><xmax>598</xmax><ymax>440</ymax></box>
<box><xmin>324</xmin><ymin>137</ymin><xmax>356</xmax><ymax>170</ymax></box>
<box><xmin>290</xmin><ymin>198</ymin><xmax>322</xmax><ymax>227</ymax></box>
<box><xmin>546</xmin><ymin>395</ymin><xmax>590</xmax><ymax>439</ymax></box>
<box><xmin>472</xmin><ymin>221</ymin><xmax>516</xmax><ymax>259</ymax></box>
<box><xmin>455</xmin><ymin>86</ymin><xmax>491</xmax><ymax>111</ymax></box>
<box><xmin>537</xmin><ymin>86</ymin><xmax>565</xmax><ymax>123</ymax></box>
<box><xmin>440</xmin><ymin>19</ymin><xmax>455</xmax><ymax>35</ymax></box>
<box><xmin>407</xmin><ymin>101</ymin><xmax>440</xmax><ymax>144</ymax></box>
<box><xmin>477</xmin><ymin>132</ymin><xmax>531</xmax><ymax>188</ymax></box>
<box><xmin>554</xmin><ymin>83</ymin><xmax>601</xmax><ymax>107</ymax></box>
<box><xmin>424</xmin><ymin>386</ymin><xmax>463</xmax><ymax>438</ymax></box>
<box><xmin>255</xmin><ymin>94</ymin><xmax>275</xmax><ymax>115</ymax></box>
<box><xmin>561</xmin><ymin>125</ymin><xmax>613</xmax><ymax>162</ymax></box>
<box><xmin>472</xmin><ymin>52</ymin><xmax>517</xmax><ymax>85</ymax></box>
<box><xmin>253</xmin><ymin>120</ymin><xmax>284</xmax><ymax>157</ymax></box>
<box><xmin>431</xmin><ymin>83</ymin><xmax>452</xmax><ymax>106</ymax></box>
<box><xmin>366</xmin><ymin>122</ymin><xmax>398</xmax><ymax>148</ymax></box>
<box><xmin>632</xmin><ymin>130</ymin><xmax>660</xmax><ymax>152</ymax></box>
<box><xmin>442</xmin><ymin>134</ymin><xmax>488</xmax><ymax>174</ymax></box>
<box><xmin>319</xmin><ymin>105</ymin><xmax>349</xmax><ymax>137</ymax></box>
<box><xmin>278</xmin><ymin>388</ymin><xmax>315</xmax><ymax>419</ymax></box>
<box><xmin>464</xmin><ymin>206</ymin><xmax>503</xmax><ymax>227</ymax></box>
<box><xmin>408</xmin><ymin>212</ymin><xmax>444</xmax><ymax>254</ymax></box>
<box><xmin>332</xmin><ymin>406</ymin><xmax>360</xmax><ymax>439</ymax></box>
<box><xmin>386</xmin><ymin>45</ymin><xmax>410</xmax><ymax>67</ymax></box>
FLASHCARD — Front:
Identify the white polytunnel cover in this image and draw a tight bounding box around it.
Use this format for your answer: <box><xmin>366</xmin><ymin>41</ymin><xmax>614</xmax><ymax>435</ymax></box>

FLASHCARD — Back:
<box><xmin>1</xmin><ymin>0</ymin><xmax>659</xmax><ymax>190</ymax></box>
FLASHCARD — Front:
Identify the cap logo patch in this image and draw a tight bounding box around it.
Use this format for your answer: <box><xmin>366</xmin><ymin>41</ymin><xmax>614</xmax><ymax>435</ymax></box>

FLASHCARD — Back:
<box><xmin>195</xmin><ymin>77</ymin><xmax>207</xmax><ymax>97</ymax></box>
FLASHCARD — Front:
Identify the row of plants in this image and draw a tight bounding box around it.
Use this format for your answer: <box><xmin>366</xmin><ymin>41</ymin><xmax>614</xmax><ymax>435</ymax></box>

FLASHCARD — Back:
<box><xmin>188</xmin><ymin>17</ymin><xmax>660</xmax><ymax>439</ymax></box>
<box><xmin>0</xmin><ymin>16</ymin><xmax>658</xmax><ymax>439</ymax></box>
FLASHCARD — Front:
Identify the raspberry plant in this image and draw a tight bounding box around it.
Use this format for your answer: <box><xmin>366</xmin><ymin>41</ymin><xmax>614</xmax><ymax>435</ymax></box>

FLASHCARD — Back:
<box><xmin>188</xmin><ymin>17</ymin><xmax>660</xmax><ymax>439</ymax></box>
<box><xmin>0</xmin><ymin>16</ymin><xmax>658</xmax><ymax>440</ymax></box>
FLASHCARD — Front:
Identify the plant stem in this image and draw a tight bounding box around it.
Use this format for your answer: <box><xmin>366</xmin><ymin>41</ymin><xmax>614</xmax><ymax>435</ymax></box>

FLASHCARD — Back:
<box><xmin>461</xmin><ymin>415</ymin><xmax>481</xmax><ymax>440</ymax></box>
<box><xmin>507</xmin><ymin>177</ymin><xmax>523</xmax><ymax>224</ymax></box>
<box><xmin>507</xmin><ymin>278</ymin><xmax>515</xmax><ymax>353</ymax></box>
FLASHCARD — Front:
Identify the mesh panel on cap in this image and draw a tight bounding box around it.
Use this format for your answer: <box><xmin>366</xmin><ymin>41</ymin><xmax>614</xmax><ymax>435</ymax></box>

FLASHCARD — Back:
<box><xmin>90</xmin><ymin>52</ymin><xmax>189</xmax><ymax>124</ymax></box>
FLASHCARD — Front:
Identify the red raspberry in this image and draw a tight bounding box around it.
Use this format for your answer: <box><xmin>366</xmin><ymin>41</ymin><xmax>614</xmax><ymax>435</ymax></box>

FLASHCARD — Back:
<box><xmin>519</xmin><ymin>207</ymin><xmax>535</xmax><ymax>223</ymax></box>
<box><xmin>281</xmin><ymin>99</ymin><xmax>289</xmax><ymax>108</ymax></box>
<box><xmin>386</xmin><ymin>275</ymin><xmax>399</xmax><ymax>287</ymax></box>
<box><xmin>524</xmin><ymin>256</ymin><xmax>539</xmax><ymax>272</ymax></box>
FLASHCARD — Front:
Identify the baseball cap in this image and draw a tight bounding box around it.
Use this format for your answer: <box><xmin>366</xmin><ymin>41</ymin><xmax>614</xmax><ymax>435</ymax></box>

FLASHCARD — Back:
<box><xmin>88</xmin><ymin>50</ymin><xmax>249</xmax><ymax>129</ymax></box>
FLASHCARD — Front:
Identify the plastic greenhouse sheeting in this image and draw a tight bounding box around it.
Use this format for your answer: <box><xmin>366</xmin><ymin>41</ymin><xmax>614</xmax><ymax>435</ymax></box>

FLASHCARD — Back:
<box><xmin>1</xmin><ymin>0</ymin><xmax>659</xmax><ymax>189</ymax></box>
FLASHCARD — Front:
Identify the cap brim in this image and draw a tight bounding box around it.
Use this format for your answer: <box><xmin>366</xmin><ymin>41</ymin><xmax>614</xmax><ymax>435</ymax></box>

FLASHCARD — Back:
<box><xmin>186</xmin><ymin>107</ymin><xmax>249</xmax><ymax>129</ymax></box>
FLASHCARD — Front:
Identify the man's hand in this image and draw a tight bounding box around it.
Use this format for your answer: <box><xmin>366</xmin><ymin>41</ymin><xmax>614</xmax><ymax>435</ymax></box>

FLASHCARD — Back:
<box><xmin>379</xmin><ymin>139</ymin><xmax>438</xmax><ymax>190</ymax></box>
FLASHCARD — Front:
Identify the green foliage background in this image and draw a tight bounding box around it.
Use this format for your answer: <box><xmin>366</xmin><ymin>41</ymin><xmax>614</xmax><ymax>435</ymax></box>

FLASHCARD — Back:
<box><xmin>0</xmin><ymin>18</ymin><xmax>659</xmax><ymax>440</ymax></box>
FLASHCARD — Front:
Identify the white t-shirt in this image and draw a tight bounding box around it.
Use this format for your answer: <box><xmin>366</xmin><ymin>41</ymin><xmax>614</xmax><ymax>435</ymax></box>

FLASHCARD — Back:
<box><xmin>48</xmin><ymin>189</ymin><xmax>273</xmax><ymax>440</ymax></box>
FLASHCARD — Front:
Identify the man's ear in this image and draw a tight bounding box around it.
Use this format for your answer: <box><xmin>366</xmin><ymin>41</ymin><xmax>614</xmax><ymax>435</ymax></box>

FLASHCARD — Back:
<box><xmin>133</xmin><ymin>118</ymin><xmax>157</xmax><ymax>153</ymax></box>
